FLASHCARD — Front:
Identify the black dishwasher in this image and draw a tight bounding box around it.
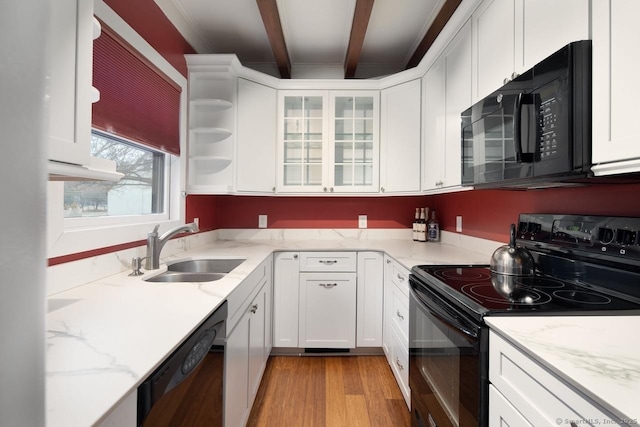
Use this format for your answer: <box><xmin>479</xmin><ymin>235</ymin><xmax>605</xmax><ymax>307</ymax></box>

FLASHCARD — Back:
<box><xmin>137</xmin><ymin>302</ymin><xmax>226</xmax><ymax>427</ymax></box>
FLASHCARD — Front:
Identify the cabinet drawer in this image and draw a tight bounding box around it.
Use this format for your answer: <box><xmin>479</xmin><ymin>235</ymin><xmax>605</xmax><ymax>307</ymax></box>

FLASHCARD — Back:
<box><xmin>299</xmin><ymin>252</ymin><xmax>357</xmax><ymax>272</ymax></box>
<box><xmin>388</xmin><ymin>258</ymin><xmax>410</xmax><ymax>298</ymax></box>
<box><xmin>489</xmin><ymin>385</ymin><xmax>532</xmax><ymax>427</ymax></box>
<box><xmin>227</xmin><ymin>258</ymin><xmax>269</xmax><ymax>332</ymax></box>
<box><xmin>389</xmin><ymin>328</ymin><xmax>410</xmax><ymax>409</ymax></box>
<box><xmin>489</xmin><ymin>331</ymin><xmax>616</xmax><ymax>426</ymax></box>
<box><xmin>391</xmin><ymin>287</ymin><xmax>409</xmax><ymax>344</ymax></box>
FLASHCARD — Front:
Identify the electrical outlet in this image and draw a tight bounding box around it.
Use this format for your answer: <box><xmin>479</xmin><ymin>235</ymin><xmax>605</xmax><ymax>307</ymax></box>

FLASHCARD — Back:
<box><xmin>456</xmin><ymin>216</ymin><xmax>463</xmax><ymax>233</ymax></box>
<box><xmin>193</xmin><ymin>217</ymin><xmax>199</xmax><ymax>228</ymax></box>
<box><xmin>358</xmin><ymin>215</ymin><xmax>367</xmax><ymax>229</ymax></box>
<box><xmin>258</xmin><ymin>215</ymin><xmax>268</xmax><ymax>229</ymax></box>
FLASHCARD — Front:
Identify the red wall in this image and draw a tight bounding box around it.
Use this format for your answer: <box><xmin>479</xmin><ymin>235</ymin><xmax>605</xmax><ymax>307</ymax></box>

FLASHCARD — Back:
<box><xmin>186</xmin><ymin>183</ymin><xmax>640</xmax><ymax>244</ymax></box>
<box><xmin>103</xmin><ymin>0</ymin><xmax>196</xmax><ymax>77</ymax></box>
<box><xmin>186</xmin><ymin>195</ymin><xmax>430</xmax><ymax>231</ymax></box>
<box><xmin>433</xmin><ymin>182</ymin><xmax>640</xmax><ymax>242</ymax></box>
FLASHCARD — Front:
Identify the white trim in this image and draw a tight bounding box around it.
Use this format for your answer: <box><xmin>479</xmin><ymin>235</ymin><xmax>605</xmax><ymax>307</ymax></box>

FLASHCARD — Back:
<box><xmin>152</xmin><ymin>0</ymin><xmax>213</xmax><ymax>53</ymax></box>
<box><xmin>47</xmin><ymin>1</ymin><xmax>188</xmax><ymax>258</ymax></box>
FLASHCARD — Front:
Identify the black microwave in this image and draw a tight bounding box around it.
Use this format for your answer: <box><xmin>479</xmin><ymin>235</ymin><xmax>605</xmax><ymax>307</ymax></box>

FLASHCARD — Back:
<box><xmin>461</xmin><ymin>40</ymin><xmax>592</xmax><ymax>188</ymax></box>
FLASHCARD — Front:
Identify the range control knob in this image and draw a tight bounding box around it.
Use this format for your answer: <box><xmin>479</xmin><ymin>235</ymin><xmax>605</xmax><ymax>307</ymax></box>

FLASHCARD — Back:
<box><xmin>616</xmin><ymin>229</ymin><xmax>636</xmax><ymax>246</ymax></box>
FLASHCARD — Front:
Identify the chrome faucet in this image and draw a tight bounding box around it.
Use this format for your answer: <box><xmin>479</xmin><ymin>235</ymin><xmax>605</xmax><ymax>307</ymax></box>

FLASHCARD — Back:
<box><xmin>145</xmin><ymin>222</ymin><xmax>199</xmax><ymax>270</ymax></box>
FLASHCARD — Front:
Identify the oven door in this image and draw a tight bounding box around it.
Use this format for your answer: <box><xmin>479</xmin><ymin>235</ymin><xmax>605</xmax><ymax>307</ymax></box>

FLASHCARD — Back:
<box><xmin>409</xmin><ymin>277</ymin><xmax>487</xmax><ymax>427</ymax></box>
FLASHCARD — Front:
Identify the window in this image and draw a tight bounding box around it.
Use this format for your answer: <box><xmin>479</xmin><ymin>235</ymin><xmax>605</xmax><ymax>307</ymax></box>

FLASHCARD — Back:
<box><xmin>47</xmin><ymin>7</ymin><xmax>187</xmax><ymax>259</ymax></box>
<box><xmin>63</xmin><ymin>130</ymin><xmax>165</xmax><ymax>218</ymax></box>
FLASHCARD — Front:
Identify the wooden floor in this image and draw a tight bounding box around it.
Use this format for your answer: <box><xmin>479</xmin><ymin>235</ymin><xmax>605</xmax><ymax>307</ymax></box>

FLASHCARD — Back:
<box><xmin>247</xmin><ymin>356</ymin><xmax>411</xmax><ymax>427</ymax></box>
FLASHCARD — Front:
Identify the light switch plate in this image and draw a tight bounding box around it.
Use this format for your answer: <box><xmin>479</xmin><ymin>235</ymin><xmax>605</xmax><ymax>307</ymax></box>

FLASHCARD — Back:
<box><xmin>258</xmin><ymin>215</ymin><xmax>268</xmax><ymax>229</ymax></box>
<box><xmin>358</xmin><ymin>215</ymin><xmax>367</xmax><ymax>229</ymax></box>
<box><xmin>456</xmin><ymin>216</ymin><xmax>463</xmax><ymax>232</ymax></box>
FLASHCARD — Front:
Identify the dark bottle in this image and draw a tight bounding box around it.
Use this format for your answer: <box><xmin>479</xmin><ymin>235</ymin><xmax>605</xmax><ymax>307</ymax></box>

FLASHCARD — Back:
<box><xmin>418</xmin><ymin>208</ymin><xmax>427</xmax><ymax>242</ymax></box>
<box><xmin>412</xmin><ymin>208</ymin><xmax>420</xmax><ymax>241</ymax></box>
<box><xmin>427</xmin><ymin>209</ymin><xmax>440</xmax><ymax>242</ymax></box>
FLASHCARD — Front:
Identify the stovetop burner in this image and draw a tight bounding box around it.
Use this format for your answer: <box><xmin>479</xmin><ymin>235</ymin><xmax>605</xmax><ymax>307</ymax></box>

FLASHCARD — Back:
<box><xmin>553</xmin><ymin>290</ymin><xmax>612</xmax><ymax>305</ymax></box>
<box><xmin>411</xmin><ymin>264</ymin><xmax>640</xmax><ymax>319</ymax></box>
<box><xmin>436</xmin><ymin>268</ymin><xmax>491</xmax><ymax>282</ymax></box>
<box><xmin>462</xmin><ymin>283</ymin><xmax>552</xmax><ymax>306</ymax></box>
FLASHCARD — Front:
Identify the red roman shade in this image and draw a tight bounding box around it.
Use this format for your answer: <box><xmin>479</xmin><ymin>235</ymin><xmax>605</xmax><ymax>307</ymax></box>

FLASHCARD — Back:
<box><xmin>92</xmin><ymin>24</ymin><xmax>181</xmax><ymax>155</ymax></box>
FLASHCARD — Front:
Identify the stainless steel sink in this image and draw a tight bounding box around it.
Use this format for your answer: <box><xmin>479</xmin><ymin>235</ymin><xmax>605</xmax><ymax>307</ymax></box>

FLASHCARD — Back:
<box><xmin>166</xmin><ymin>258</ymin><xmax>246</xmax><ymax>274</ymax></box>
<box><xmin>145</xmin><ymin>271</ymin><xmax>227</xmax><ymax>283</ymax></box>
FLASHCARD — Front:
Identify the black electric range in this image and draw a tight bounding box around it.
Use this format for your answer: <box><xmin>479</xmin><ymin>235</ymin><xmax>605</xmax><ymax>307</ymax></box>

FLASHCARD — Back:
<box><xmin>408</xmin><ymin>214</ymin><xmax>640</xmax><ymax>427</ymax></box>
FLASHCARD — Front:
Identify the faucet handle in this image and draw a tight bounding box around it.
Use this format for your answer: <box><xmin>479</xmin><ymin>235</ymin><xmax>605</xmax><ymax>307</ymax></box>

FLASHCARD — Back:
<box><xmin>129</xmin><ymin>257</ymin><xmax>147</xmax><ymax>276</ymax></box>
<box><xmin>149</xmin><ymin>224</ymin><xmax>160</xmax><ymax>237</ymax></box>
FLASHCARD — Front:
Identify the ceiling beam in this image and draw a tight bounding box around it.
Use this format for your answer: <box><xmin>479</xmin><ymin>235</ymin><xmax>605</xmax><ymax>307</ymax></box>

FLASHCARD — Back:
<box><xmin>344</xmin><ymin>0</ymin><xmax>375</xmax><ymax>79</ymax></box>
<box><xmin>256</xmin><ymin>0</ymin><xmax>291</xmax><ymax>79</ymax></box>
<box><xmin>405</xmin><ymin>0</ymin><xmax>462</xmax><ymax>69</ymax></box>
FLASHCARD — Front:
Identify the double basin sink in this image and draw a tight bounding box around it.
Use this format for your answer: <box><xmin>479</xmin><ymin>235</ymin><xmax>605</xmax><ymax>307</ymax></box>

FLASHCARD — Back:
<box><xmin>145</xmin><ymin>258</ymin><xmax>246</xmax><ymax>283</ymax></box>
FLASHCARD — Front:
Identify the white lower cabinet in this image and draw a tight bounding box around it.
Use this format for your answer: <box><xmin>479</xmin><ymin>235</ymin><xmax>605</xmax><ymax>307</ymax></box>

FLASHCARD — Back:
<box><xmin>273</xmin><ymin>251</ymin><xmax>383</xmax><ymax>350</ymax></box>
<box><xmin>224</xmin><ymin>257</ymin><xmax>272</xmax><ymax>427</ymax></box>
<box><xmin>489</xmin><ymin>330</ymin><xmax>623</xmax><ymax>426</ymax></box>
<box><xmin>489</xmin><ymin>385</ymin><xmax>532</xmax><ymax>427</ymax></box>
<box><xmin>382</xmin><ymin>255</ymin><xmax>411</xmax><ymax>409</ymax></box>
<box><xmin>356</xmin><ymin>252</ymin><xmax>384</xmax><ymax>347</ymax></box>
<box><xmin>299</xmin><ymin>272</ymin><xmax>357</xmax><ymax>348</ymax></box>
<box><xmin>273</xmin><ymin>252</ymin><xmax>300</xmax><ymax>347</ymax></box>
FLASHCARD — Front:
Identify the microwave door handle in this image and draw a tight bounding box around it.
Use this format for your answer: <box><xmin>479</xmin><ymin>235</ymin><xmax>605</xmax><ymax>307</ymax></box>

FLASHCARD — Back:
<box><xmin>514</xmin><ymin>93</ymin><xmax>535</xmax><ymax>163</ymax></box>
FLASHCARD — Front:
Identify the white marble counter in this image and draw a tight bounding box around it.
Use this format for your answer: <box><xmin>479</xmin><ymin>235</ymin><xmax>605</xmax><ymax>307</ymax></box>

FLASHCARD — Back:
<box><xmin>486</xmin><ymin>316</ymin><xmax>640</xmax><ymax>424</ymax></box>
<box><xmin>46</xmin><ymin>232</ymin><xmax>496</xmax><ymax>426</ymax></box>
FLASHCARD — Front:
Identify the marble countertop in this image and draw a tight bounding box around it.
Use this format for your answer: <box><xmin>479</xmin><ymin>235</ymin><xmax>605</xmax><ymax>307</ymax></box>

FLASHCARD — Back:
<box><xmin>46</xmin><ymin>235</ymin><xmax>493</xmax><ymax>426</ymax></box>
<box><xmin>486</xmin><ymin>316</ymin><xmax>640</xmax><ymax>424</ymax></box>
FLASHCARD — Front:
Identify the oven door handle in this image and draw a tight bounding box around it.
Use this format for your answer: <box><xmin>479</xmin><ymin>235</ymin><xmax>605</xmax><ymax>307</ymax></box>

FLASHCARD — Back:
<box><xmin>410</xmin><ymin>284</ymin><xmax>479</xmax><ymax>339</ymax></box>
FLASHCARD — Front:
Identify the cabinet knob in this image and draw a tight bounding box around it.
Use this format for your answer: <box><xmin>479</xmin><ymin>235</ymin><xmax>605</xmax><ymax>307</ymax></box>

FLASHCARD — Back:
<box><xmin>511</xmin><ymin>71</ymin><xmax>519</xmax><ymax>80</ymax></box>
<box><xmin>250</xmin><ymin>304</ymin><xmax>258</xmax><ymax>314</ymax></box>
<box><xmin>330</xmin><ymin>187</ymin><xmax>334</xmax><ymax>192</ymax></box>
<box><xmin>323</xmin><ymin>187</ymin><xmax>328</xmax><ymax>192</ymax></box>
<box><xmin>396</xmin><ymin>310</ymin><xmax>405</xmax><ymax>320</ymax></box>
<box><xmin>386</xmin><ymin>259</ymin><xmax>391</xmax><ymax>264</ymax></box>
<box><xmin>293</xmin><ymin>254</ymin><xmax>298</xmax><ymax>259</ymax></box>
<box><xmin>503</xmin><ymin>77</ymin><xmax>510</xmax><ymax>85</ymax></box>
<box><xmin>272</xmin><ymin>186</ymin><xmax>276</xmax><ymax>192</ymax></box>
<box><xmin>397</xmin><ymin>273</ymin><xmax>405</xmax><ymax>282</ymax></box>
<box><xmin>381</xmin><ymin>187</ymin><xmax>385</xmax><ymax>192</ymax></box>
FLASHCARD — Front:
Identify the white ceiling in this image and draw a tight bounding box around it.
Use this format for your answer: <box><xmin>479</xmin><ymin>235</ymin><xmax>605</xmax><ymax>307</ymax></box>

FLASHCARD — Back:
<box><xmin>160</xmin><ymin>0</ymin><xmax>446</xmax><ymax>79</ymax></box>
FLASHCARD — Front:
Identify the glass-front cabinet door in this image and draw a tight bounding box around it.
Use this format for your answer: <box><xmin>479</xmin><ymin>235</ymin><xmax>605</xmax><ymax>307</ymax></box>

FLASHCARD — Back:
<box><xmin>330</xmin><ymin>92</ymin><xmax>379</xmax><ymax>193</ymax></box>
<box><xmin>277</xmin><ymin>90</ymin><xmax>380</xmax><ymax>194</ymax></box>
<box><xmin>278</xmin><ymin>91</ymin><xmax>328</xmax><ymax>192</ymax></box>
<box><xmin>277</xmin><ymin>90</ymin><xmax>379</xmax><ymax>193</ymax></box>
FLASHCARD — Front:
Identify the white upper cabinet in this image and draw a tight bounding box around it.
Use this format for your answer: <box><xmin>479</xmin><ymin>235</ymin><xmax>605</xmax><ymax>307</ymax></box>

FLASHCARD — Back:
<box><xmin>471</xmin><ymin>0</ymin><xmax>515</xmax><ymax>102</ymax></box>
<box><xmin>47</xmin><ymin>0</ymin><xmax>120</xmax><ymax>181</ymax></box>
<box><xmin>423</xmin><ymin>20</ymin><xmax>472</xmax><ymax>192</ymax></box>
<box><xmin>472</xmin><ymin>0</ymin><xmax>589</xmax><ymax>102</ymax></box>
<box><xmin>277</xmin><ymin>91</ymin><xmax>328</xmax><ymax>193</ymax></box>
<box><xmin>48</xmin><ymin>0</ymin><xmax>94</xmax><ymax>167</ymax></box>
<box><xmin>185</xmin><ymin>57</ymin><xmax>237</xmax><ymax>194</ymax></box>
<box><xmin>380</xmin><ymin>80</ymin><xmax>422</xmax><ymax>194</ymax></box>
<box><xmin>515</xmin><ymin>0</ymin><xmax>589</xmax><ymax>72</ymax></box>
<box><xmin>591</xmin><ymin>0</ymin><xmax>640</xmax><ymax>175</ymax></box>
<box><xmin>236</xmin><ymin>78</ymin><xmax>277</xmax><ymax>193</ymax></box>
<box><xmin>330</xmin><ymin>92</ymin><xmax>379</xmax><ymax>193</ymax></box>
<box><xmin>277</xmin><ymin>90</ymin><xmax>379</xmax><ymax>193</ymax></box>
